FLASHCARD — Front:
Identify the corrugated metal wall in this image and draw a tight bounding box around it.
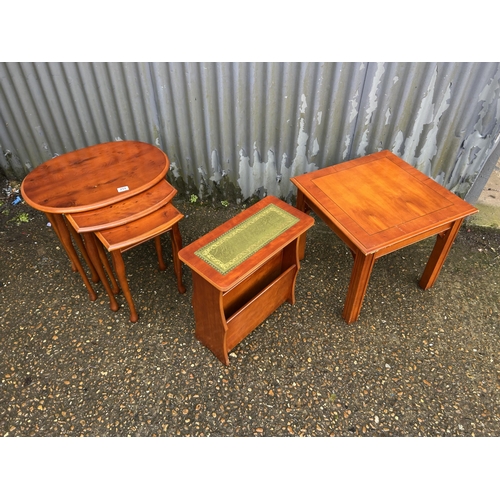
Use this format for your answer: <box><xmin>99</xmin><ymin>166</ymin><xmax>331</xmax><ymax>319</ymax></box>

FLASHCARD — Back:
<box><xmin>1</xmin><ymin>62</ymin><xmax>500</xmax><ymax>202</ymax></box>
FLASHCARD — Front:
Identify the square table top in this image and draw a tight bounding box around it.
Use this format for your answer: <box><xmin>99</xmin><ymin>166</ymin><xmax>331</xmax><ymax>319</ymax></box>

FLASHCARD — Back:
<box><xmin>291</xmin><ymin>150</ymin><xmax>478</xmax><ymax>254</ymax></box>
<box><xmin>178</xmin><ymin>196</ymin><xmax>314</xmax><ymax>291</ymax></box>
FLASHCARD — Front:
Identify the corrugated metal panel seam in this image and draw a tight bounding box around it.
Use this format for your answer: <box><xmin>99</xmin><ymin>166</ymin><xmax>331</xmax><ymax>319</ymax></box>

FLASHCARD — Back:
<box><xmin>1</xmin><ymin>62</ymin><xmax>500</xmax><ymax>203</ymax></box>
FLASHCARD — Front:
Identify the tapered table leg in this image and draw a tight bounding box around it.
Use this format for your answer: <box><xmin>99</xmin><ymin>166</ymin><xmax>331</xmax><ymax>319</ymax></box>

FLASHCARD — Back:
<box><xmin>296</xmin><ymin>190</ymin><xmax>309</xmax><ymax>260</ymax></box>
<box><xmin>154</xmin><ymin>235</ymin><xmax>167</xmax><ymax>271</ymax></box>
<box><xmin>66</xmin><ymin>221</ymin><xmax>100</xmax><ymax>283</ymax></box>
<box><xmin>46</xmin><ymin>213</ymin><xmax>77</xmax><ymax>272</ymax></box>
<box><xmin>419</xmin><ymin>219</ymin><xmax>463</xmax><ymax>290</ymax></box>
<box><xmin>343</xmin><ymin>251</ymin><xmax>376</xmax><ymax>324</ymax></box>
<box><xmin>82</xmin><ymin>233</ymin><xmax>120</xmax><ymax>312</ymax></box>
<box><xmin>95</xmin><ymin>238</ymin><xmax>120</xmax><ymax>294</ymax></box>
<box><xmin>111</xmin><ymin>251</ymin><xmax>138</xmax><ymax>323</ymax></box>
<box><xmin>45</xmin><ymin>213</ymin><xmax>97</xmax><ymax>301</ymax></box>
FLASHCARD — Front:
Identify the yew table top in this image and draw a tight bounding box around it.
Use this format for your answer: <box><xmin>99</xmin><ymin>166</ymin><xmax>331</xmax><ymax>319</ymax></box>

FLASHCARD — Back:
<box><xmin>21</xmin><ymin>141</ymin><xmax>169</xmax><ymax>214</ymax></box>
<box><xmin>178</xmin><ymin>196</ymin><xmax>314</xmax><ymax>291</ymax></box>
<box><xmin>291</xmin><ymin>150</ymin><xmax>478</xmax><ymax>255</ymax></box>
<box><xmin>95</xmin><ymin>202</ymin><xmax>184</xmax><ymax>253</ymax></box>
<box><xmin>65</xmin><ymin>179</ymin><xmax>176</xmax><ymax>233</ymax></box>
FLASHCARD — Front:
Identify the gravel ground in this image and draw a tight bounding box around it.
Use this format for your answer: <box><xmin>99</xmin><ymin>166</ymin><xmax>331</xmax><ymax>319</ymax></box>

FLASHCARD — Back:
<box><xmin>1</xmin><ymin>175</ymin><xmax>499</xmax><ymax>439</ymax></box>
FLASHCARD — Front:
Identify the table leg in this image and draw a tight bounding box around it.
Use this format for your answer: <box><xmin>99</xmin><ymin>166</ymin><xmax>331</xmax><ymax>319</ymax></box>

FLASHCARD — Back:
<box><xmin>46</xmin><ymin>213</ymin><xmax>77</xmax><ymax>273</ymax></box>
<box><xmin>170</xmin><ymin>223</ymin><xmax>186</xmax><ymax>294</ymax></box>
<box><xmin>296</xmin><ymin>190</ymin><xmax>309</xmax><ymax>260</ymax></box>
<box><xmin>418</xmin><ymin>219</ymin><xmax>463</xmax><ymax>290</ymax></box>
<box><xmin>111</xmin><ymin>250</ymin><xmax>139</xmax><ymax>323</ymax></box>
<box><xmin>45</xmin><ymin>213</ymin><xmax>98</xmax><ymax>301</ymax></box>
<box><xmin>95</xmin><ymin>238</ymin><xmax>120</xmax><ymax>294</ymax></box>
<box><xmin>343</xmin><ymin>251</ymin><xmax>376</xmax><ymax>324</ymax></box>
<box><xmin>282</xmin><ymin>239</ymin><xmax>300</xmax><ymax>305</ymax></box>
<box><xmin>154</xmin><ymin>235</ymin><xmax>167</xmax><ymax>271</ymax></box>
<box><xmin>82</xmin><ymin>233</ymin><xmax>120</xmax><ymax>312</ymax></box>
<box><xmin>66</xmin><ymin>221</ymin><xmax>100</xmax><ymax>283</ymax></box>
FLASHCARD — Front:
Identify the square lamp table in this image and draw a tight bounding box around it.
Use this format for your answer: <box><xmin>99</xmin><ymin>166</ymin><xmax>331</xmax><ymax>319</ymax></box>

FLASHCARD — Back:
<box><xmin>291</xmin><ymin>150</ymin><xmax>478</xmax><ymax>324</ymax></box>
<box><xmin>178</xmin><ymin>196</ymin><xmax>314</xmax><ymax>365</ymax></box>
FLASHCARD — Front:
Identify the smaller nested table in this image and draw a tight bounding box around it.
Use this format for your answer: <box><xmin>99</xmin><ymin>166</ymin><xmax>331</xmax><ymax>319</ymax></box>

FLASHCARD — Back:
<box><xmin>178</xmin><ymin>196</ymin><xmax>314</xmax><ymax>365</ymax></box>
<box><xmin>291</xmin><ymin>150</ymin><xmax>478</xmax><ymax>324</ymax></box>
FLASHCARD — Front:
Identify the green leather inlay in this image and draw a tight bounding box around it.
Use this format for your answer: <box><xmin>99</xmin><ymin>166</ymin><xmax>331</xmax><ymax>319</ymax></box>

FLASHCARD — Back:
<box><xmin>195</xmin><ymin>203</ymin><xmax>299</xmax><ymax>274</ymax></box>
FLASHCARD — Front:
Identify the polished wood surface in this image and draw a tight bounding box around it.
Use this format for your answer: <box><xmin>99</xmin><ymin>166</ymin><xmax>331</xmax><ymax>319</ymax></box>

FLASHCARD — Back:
<box><xmin>94</xmin><ymin>203</ymin><xmax>184</xmax><ymax>252</ymax></box>
<box><xmin>179</xmin><ymin>196</ymin><xmax>314</xmax><ymax>365</ymax></box>
<box><xmin>91</xmin><ymin>203</ymin><xmax>186</xmax><ymax>322</ymax></box>
<box><xmin>64</xmin><ymin>180</ymin><xmax>185</xmax><ymax>322</ymax></box>
<box><xmin>21</xmin><ymin>141</ymin><xmax>169</xmax><ymax>213</ymax></box>
<box><xmin>291</xmin><ymin>150</ymin><xmax>478</xmax><ymax>324</ymax></box>
<box><xmin>20</xmin><ymin>141</ymin><xmax>171</xmax><ymax>303</ymax></box>
<box><xmin>66</xmin><ymin>180</ymin><xmax>176</xmax><ymax>232</ymax></box>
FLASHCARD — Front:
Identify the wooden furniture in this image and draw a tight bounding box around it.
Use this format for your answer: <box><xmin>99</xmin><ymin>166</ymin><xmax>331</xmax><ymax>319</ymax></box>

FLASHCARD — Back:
<box><xmin>65</xmin><ymin>178</ymin><xmax>185</xmax><ymax>322</ymax></box>
<box><xmin>178</xmin><ymin>196</ymin><xmax>314</xmax><ymax>365</ymax></box>
<box><xmin>66</xmin><ymin>178</ymin><xmax>176</xmax><ymax>232</ymax></box>
<box><xmin>20</xmin><ymin>141</ymin><xmax>170</xmax><ymax>301</ymax></box>
<box><xmin>66</xmin><ymin>203</ymin><xmax>185</xmax><ymax>322</ymax></box>
<box><xmin>291</xmin><ymin>150</ymin><xmax>478</xmax><ymax>324</ymax></box>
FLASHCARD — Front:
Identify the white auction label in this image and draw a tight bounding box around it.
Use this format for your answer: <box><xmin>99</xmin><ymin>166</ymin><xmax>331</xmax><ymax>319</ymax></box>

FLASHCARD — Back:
<box><xmin>117</xmin><ymin>186</ymin><xmax>130</xmax><ymax>192</ymax></box>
